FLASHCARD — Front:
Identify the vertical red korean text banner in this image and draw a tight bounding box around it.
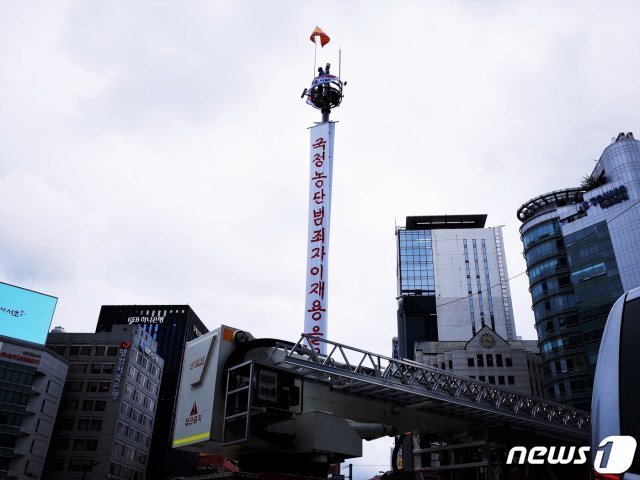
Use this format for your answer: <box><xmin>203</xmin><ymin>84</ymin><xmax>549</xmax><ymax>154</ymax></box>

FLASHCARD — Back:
<box><xmin>304</xmin><ymin>122</ymin><xmax>335</xmax><ymax>354</ymax></box>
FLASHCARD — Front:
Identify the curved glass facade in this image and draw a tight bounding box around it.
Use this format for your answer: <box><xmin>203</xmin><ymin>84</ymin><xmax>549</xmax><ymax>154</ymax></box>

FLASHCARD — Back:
<box><xmin>518</xmin><ymin>133</ymin><xmax>640</xmax><ymax>410</ymax></box>
<box><xmin>521</xmin><ymin>217</ymin><xmax>585</xmax><ymax>406</ymax></box>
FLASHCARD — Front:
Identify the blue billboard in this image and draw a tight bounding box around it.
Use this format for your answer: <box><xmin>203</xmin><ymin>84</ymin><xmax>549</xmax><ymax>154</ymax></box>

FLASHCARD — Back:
<box><xmin>0</xmin><ymin>281</ymin><xmax>57</xmax><ymax>344</ymax></box>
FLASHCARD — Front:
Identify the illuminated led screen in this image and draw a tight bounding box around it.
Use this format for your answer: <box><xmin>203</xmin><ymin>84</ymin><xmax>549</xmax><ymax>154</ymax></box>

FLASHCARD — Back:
<box><xmin>0</xmin><ymin>281</ymin><xmax>57</xmax><ymax>344</ymax></box>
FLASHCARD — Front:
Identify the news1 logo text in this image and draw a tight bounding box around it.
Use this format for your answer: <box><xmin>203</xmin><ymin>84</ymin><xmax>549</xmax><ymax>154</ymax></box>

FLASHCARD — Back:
<box><xmin>506</xmin><ymin>436</ymin><xmax>637</xmax><ymax>474</ymax></box>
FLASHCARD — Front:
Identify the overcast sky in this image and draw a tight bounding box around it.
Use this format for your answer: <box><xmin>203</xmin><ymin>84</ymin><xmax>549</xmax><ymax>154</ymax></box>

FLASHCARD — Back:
<box><xmin>1</xmin><ymin>1</ymin><xmax>639</xmax><ymax>477</ymax></box>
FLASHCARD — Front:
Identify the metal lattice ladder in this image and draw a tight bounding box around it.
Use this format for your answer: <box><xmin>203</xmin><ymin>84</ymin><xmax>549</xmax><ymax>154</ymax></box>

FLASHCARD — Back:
<box><xmin>222</xmin><ymin>361</ymin><xmax>254</xmax><ymax>445</ymax></box>
<box><xmin>263</xmin><ymin>334</ymin><xmax>590</xmax><ymax>442</ymax></box>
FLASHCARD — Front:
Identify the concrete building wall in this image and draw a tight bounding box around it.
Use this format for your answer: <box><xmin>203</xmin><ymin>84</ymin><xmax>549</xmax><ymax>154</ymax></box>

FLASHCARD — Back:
<box><xmin>432</xmin><ymin>228</ymin><xmax>516</xmax><ymax>341</ymax></box>
<box><xmin>44</xmin><ymin>325</ymin><xmax>163</xmax><ymax>480</ymax></box>
<box><xmin>415</xmin><ymin>327</ymin><xmax>543</xmax><ymax>397</ymax></box>
<box><xmin>0</xmin><ymin>336</ymin><xmax>68</xmax><ymax>480</ymax></box>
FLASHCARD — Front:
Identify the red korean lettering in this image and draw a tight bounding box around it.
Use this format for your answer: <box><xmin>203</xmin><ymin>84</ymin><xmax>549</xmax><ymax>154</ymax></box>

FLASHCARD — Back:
<box><xmin>311</xmin><ymin>228</ymin><xmax>325</xmax><ymax>243</ymax></box>
<box><xmin>312</xmin><ymin>171</ymin><xmax>327</xmax><ymax>188</ymax></box>
<box><xmin>307</xmin><ymin>299</ymin><xmax>326</xmax><ymax>321</ymax></box>
<box><xmin>313</xmin><ymin>190</ymin><xmax>325</xmax><ymax>205</ymax></box>
<box><xmin>312</xmin><ymin>137</ymin><xmax>326</xmax><ymax>149</ymax></box>
<box><xmin>311</xmin><ymin>245</ymin><xmax>326</xmax><ymax>260</ymax></box>
<box><xmin>309</xmin><ymin>264</ymin><xmax>324</xmax><ymax>277</ymax></box>
<box><xmin>308</xmin><ymin>280</ymin><xmax>326</xmax><ymax>299</ymax></box>
<box><xmin>313</xmin><ymin>207</ymin><xmax>325</xmax><ymax>226</ymax></box>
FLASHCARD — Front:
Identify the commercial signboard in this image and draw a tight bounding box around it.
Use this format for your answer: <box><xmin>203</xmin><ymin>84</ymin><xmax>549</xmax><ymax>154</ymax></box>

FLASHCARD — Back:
<box><xmin>0</xmin><ymin>281</ymin><xmax>57</xmax><ymax>344</ymax></box>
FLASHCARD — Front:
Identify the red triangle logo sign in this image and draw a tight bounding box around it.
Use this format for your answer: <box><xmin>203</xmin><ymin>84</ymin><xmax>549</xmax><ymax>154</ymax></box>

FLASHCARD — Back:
<box><xmin>190</xmin><ymin>402</ymin><xmax>198</xmax><ymax>416</ymax></box>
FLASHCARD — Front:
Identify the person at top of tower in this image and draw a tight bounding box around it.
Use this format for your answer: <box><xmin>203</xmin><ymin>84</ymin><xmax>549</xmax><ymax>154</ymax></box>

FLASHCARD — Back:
<box><xmin>317</xmin><ymin>63</ymin><xmax>331</xmax><ymax>77</ymax></box>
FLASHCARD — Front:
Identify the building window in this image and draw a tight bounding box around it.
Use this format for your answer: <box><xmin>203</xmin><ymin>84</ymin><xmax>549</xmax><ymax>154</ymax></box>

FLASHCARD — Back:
<box><xmin>508</xmin><ymin>376</ymin><xmax>515</xmax><ymax>385</ymax></box>
<box><xmin>61</xmin><ymin>399</ymin><xmax>79</xmax><ymax>411</ymax></box>
<box><xmin>488</xmin><ymin>376</ymin><xmax>495</xmax><ymax>384</ymax></box>
<box><xmin>91</xmin><ymin>363</ymin><xmax>115</xmax><ymax>374</ymax></box>
<box><xmin>486</xmin><ymin>355</ymin><xmax>493</xmax><ymax>367</ymax></box>
<box><xmin>506</xmin><ymin>358</ymin><xmax>513</xmax><ymax>367</ymax></box>
<box><xmin>476</xmin><ymin>354</ymin><xmax>484</xmax><ymax>367</ymax></box>
<box><xmin>52</xmin><ymin>438</ymin><xmax>70</xmax><ymax>450</ymax></box>
<box><xmin>68</xmin><ymin>363</ymin><xmax>88</xmax><ymax>374</ymax></box>
<box><xmin>496</xmin><ymin>354</ymin><xmax>503</xmax><ymax>367</ymax></box>
<box><xmin>64</xmin><ymin>381</ymin><xmax>83</xmax><ymax>392</ymax></box>
<box><xmin>69</xmin><ymin>345</ymin><xmax>92</xmax><ymax>356</ymax></box>
<box><xmin>47</xmin><ymin>458</ymin><xmax>65</xmax><ymax>471</ymax></box>
<box><xmin>86</xmin><ymin>382</ymin><xmax>106</xmax><ymax>392</ymax></box>
<box><xmin>69</xmin><ymin>459</ymin><xmax>96</xmax><ymax>472</ymax></box>
<box><xmin>467</xmin><ymin>358</ymin><xmax>474</xmax><ymax>367</ymax></box>
<box><xmin>78</xmin><ymin>418</ymin><xmax>103</xmax><ymax>431</ymax></box>
<box><xmin>82</xmin><ymin>400</ymin><xmax>107</xmax><ymax>412</ymax></box>
<box><xmin>49</xmin><ymin>345</ymin><xmax>66</xmax><ymax>355</ymax></box>
<box><xmin>73</xmin><ymin>439</ymin><xmax>99</xmax><ymax>451</ymax></box>
<box><xmin>479</xmin><ymin>376</ymin><xmax>486</xmax><ymax>382</ymax></box>
<box><xmin>448</xmin><ymin>360</ymin><xmax>453</xmax><ymax>369</ymax></box>
<box><xmin>498</xmin><ymin>376</ymin><xmax>505</xmax><ymax>385</ymax></box>
<box><xmin>55</xmin><ymin>417</ymin><xmax>75</xmax><ymax>430</ymax></box>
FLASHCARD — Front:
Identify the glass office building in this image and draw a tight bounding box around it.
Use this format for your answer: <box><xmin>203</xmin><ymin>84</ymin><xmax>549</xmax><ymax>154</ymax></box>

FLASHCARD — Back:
<box><xmin>517</xmin><ymin>132</ymin><xmax>640</xmax><ymax>409</ymax></box>
<box><xmin>397</xmin><ymin>215</ymin><xmax>516</xmax><ymax>360</ymax></box>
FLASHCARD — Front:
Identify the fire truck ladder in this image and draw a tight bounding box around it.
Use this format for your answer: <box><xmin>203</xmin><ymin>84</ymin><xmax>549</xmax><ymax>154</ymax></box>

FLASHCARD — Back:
<box><xmin>264</xmin><ymin>334</ymin><xmax>590</xmax><ymax>443</ymax></box>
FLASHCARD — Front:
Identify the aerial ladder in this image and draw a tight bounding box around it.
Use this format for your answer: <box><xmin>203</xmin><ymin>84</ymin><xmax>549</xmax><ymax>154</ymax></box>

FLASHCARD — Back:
<box><xmin>172</xmin><ymin>325</ymin><xmax>590</xmax><ymax>479</ymax></box>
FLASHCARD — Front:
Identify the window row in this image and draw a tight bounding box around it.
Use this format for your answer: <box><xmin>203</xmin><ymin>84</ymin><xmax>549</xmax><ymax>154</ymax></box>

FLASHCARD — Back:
<box><xmin>123</xmin><ymin>383</ymin><xmax>156</xmax><ymax>412</ymax></box>
<box><xmin>64</xmin><ymin>380</ymin><xmax>111</xmax><ymax>393</ymax></box>
<box><xmin>46</xmin><ymin>458</ymin><xmax>127</xmax><ymax>474</ymax></box>
<box><xmin>60</xmin><ymin>399</ymin><xmax>107</xmax><ymax>412</ymax></box>
<box><xmin>0</xmin><ymin>412</ymin><xmax>24</xmax><ymax>427</ymax></box>
<box><xmin>0</xmin><ymin>367</ymin><xmax>34</xmax><ymax>387</ymax></box>
<box><xmin>469</xmin><ymin>374</ymin><xmax>515</xmax><ymax>386</ymax></box>
<box><xmin>114</xmin><ymin>440</ymin><xmax>148</xmax><ymax>464</ymax></box>
<box><xmin>55</xmin><ymin>417</ymin><xmax>103</xmax><ymax>431</ymax></box>
<box><xmin>68</xmin><ymin>362</ymin><xmax>116</xmax><ymax>375</ymax></box>
<box><xmin>525</xmin><ymin>239</ymin><xmax>564</xmax><ymax>264</ymax></box>
<box><xmin>467</xmin><ymin>354</ymin><xmax>513</xmax><ymax>368</ymax></box>
<box><xmin>0</xmin><ymin>389</ymin><xmax>29</xmax><ymax>406</ymax></box>
<box><xmin>120</xmin><ymin>402</ymin><xmax>153</xmax><ymax>429</ymax></box>
<box><xmin>522</xmin><ymin>221</ymin><xmax>559</xmax><ymax>248</ymax></box>
<box><xmin>127</xmin><ymin>365</ymin><xmax>160</xmax><ymax>396</ymax></box>
<box><xmin>51</xmin><ymin>437</ymin><xmax>99</xmax><ymax>451</ymax></box>
<box><xmin>130</xmin><ymin>350</ymin><xmax>161</xmax><ymax>379</ymax></box>
<box><xmin>117</xmin><ymin>421</ymin><xmax>151</xmax><ymax>447</ymax></box>
<box><xmin>49</xmin><ymin>345</ymin><xmax>119</xmax><ymax>357</ymax></box>
<box><xmin>109</xmin><ymin>461</ymin><xmax>144</xmax><ymax>480</ymax></box>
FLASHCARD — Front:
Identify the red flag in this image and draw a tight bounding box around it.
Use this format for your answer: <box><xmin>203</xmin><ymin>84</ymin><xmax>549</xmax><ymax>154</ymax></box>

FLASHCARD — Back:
<box><xmin>309</xmin><ymin>27</ymin><xmax>330</xmax><ymax>47</ymax></box>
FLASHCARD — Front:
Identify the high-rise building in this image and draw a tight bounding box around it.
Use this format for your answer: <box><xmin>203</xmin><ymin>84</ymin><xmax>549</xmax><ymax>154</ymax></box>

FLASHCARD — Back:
<box><xmin>44</xmin><ymin>325</ymin><xmax>163</xmax><ymax>480</ymax></box>
<box><xmin>0</xmin><ymin>335</ymin><xmax>67</xmax><ymax>479</ymax></box>
<box><xmin>95</xmin><ymin>305</ymin><xmax>208</xmax><ymax>480</ymax></box>
<box><xmin>396</xmin><ymin>215</ymin><xmax>517</xmax><ymax>360</ymax></box>
<box><xmin>517</xmin><ymin>132</ymin><xmax>640</xmax><ymax>409</ymax></box>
